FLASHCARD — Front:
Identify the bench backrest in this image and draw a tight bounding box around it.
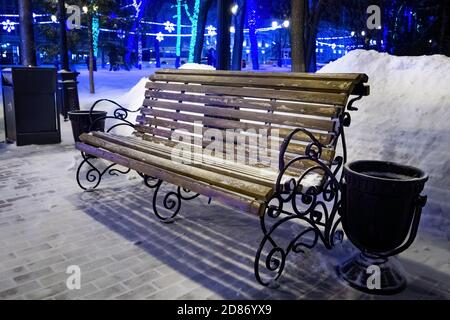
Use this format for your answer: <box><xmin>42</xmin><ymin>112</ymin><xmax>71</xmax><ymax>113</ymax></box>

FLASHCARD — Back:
<box><xmin>136</xmin><ymin>69</ymin><xmax>368</xmax><ymax>169</ymax></box>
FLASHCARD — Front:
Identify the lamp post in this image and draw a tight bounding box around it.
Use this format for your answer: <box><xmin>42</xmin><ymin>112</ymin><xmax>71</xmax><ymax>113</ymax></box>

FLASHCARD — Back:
<box><xmin>57</xmin><ymin>0</ymin><xmax>80</xmax><ymax>121</ymax></box>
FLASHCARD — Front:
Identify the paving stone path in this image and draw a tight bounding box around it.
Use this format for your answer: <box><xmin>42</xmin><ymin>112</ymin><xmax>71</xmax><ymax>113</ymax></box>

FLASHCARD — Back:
<box><xmin>0</xmin><ymin>122</ymin><xmax>449</xmax><ymax>300</ymax></box>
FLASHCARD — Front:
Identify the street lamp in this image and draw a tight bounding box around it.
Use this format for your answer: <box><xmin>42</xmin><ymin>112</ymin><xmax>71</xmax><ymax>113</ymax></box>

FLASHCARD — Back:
<box><xmin>57</xmin><ymin>0</ymin><xmax>80</xmax><ymax>121</ymax></box>
<box><xmin>231</xmin><ymin>4</ymin><xmax>238</xmax><ymax>15</ymax></box>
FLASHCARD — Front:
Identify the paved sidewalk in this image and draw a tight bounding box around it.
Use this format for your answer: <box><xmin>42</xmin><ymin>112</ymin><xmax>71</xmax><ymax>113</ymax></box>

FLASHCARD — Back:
<box><xmin>0</xmin><ymin>121</ymin><xmax>449</xmax><ymax>300</ymax></box>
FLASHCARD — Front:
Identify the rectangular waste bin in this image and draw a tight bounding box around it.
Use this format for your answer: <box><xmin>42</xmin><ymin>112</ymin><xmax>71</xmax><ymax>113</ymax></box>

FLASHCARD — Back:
<box><xmin>1</xmin><ymin>67</ymin><xmax>61</xmax><ymax>146</ymax></box>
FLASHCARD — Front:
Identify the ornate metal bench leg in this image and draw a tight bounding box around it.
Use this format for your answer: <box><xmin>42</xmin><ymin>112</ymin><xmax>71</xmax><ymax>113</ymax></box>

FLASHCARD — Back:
<box><xmin>76</xmin><ymin>152</ymin><xmax>130</xmax><ymax>191</ymax></box>
<box><xmin>254</xmin><ymin>202</ymin><xmax>322</xmax><ymax>287</ymax></box>
<box><xmin>142</xmin><ymin>175</ymin><xmax>200</xmax><ymax>223</ymax></box>
<box><xmin>254</xmin><ymin>127</ymin><xmax>346</xmax><ymax>287</ymax></box>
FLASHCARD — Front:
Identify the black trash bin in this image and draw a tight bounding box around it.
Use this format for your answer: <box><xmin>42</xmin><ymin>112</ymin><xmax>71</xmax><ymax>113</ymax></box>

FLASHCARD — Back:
<box><xmin>1</xmin><ymin>67</ymin><xmax>61</xmax><ymax>146</ymax></box>
<box><xmin>338</xmin><ymin>160</ymin><xmax>428</xmax><ymax>294</ymax></box>
<box><xmin>68</xmin><ymin>110</ymin><xmax>107</xmax><ymax>143</ymax></box>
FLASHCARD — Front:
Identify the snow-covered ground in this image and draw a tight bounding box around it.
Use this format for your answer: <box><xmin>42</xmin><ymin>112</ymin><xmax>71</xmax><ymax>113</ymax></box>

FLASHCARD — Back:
<box><xmin>319</xmin><ymin>50</ymin><xmax>450</xmax><ymax>238</ymax></box>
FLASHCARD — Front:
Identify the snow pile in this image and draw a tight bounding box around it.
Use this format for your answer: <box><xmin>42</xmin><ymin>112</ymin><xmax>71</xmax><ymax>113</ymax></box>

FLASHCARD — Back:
<box><xmin>91</xmin><ymin>76</ymin><xmax>148</xmax><ymax>136</ymax></box>
<box><xmin>319</xmin><ymin>50</ymin><xmax>450</xmax><ymax>236</ymax></box>
<box><xmin>179</xmin><ymin>63</ymin><xmax>216</xmax><ymax>70</ymax></box>
<box><xmin>120</xmin><ymin>77</ymin><xmax>148</xmax><ymax>109</ymax></box>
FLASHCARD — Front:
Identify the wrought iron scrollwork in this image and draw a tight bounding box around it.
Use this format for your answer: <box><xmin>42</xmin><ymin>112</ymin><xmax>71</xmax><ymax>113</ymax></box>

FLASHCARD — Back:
<box><xmin>142</xmin><ymin>175</ymin><xmax>200</xmax><ymax>223</ymax></box>
<box><xmin>76</xmin><ymin>152</ymin><xmax>131</xmax><ymax>191</ymax></box>
<box><xmin>255</xmin><ymin>128</ymin><xmax>345</xmax><ymax>287</ymax></box>
<box><xmin>88</xmin><ymin>99</ymin><xmax>141</xmax><ymax>133</ymax></box>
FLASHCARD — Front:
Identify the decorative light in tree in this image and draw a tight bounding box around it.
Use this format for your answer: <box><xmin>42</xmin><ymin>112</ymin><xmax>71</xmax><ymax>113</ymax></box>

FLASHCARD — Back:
<box><xmin>206</xmin><ymin>25</ymin><xmax>216</xmax><ymax>36</ymax></box>
<box><xmin>185</xmin><ymin>0</ymin><xmax>200</xmax><ymax>63</ymax></box>
<box><xmin>124</xmin><ymin>0</ymin><xmax>148</xmax><ymax>67</ymax></box>
<box><xmin>92</xmin><ymin>15</ymin><xmax>100</xmax><ymax>57</ymax></box>
<box><xmin>137</xmin><ymin>31</ymin><xmax>143</xmax><ymax>67</ymax></box>
<box><xmin>247</xmin><ymin>0</ymin><xmax>259</xmax><ymax>70</ymax></box>
<box><xmin>164</xmin><ymin>21</ymin><xmax>175</xmax><ymax>33</ymax></box>
<box><xmin>131</xmin><ymin>0</ymin><xmax>142</xmax><ymax>18</ymax></box>
<box><xmin>117</xmin><ymin>29</ymin><xmax>126</xmax><ymax>39</ymax></box>
<box><xmin>175</xmin><ymin>0</ymin><xmax>182</xmax><ymax>67</ymax></box>
<box><xmin>2</xmin><ymin>20</ymin><xmax>16</xmax><ymax>33</ymax></box>
<box><xmin>156</xmin><ymin>32</ymin><xmax>164</xmax><ymax>42</ymax></box>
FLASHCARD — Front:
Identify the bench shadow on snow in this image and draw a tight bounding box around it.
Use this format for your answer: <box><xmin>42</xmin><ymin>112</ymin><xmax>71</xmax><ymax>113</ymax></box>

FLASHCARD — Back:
<box><xmin>67</xmin><ymin>170</ymin><xmax>450</xmax><ymax>300</ymax></box>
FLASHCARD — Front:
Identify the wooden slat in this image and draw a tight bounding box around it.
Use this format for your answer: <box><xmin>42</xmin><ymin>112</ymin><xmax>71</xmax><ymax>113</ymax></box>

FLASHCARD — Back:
<box><xmin>154</xmin><ymin>68</ymin><xmax>369</xmax><ymax>83</ymax></box>
<box><xmin>133</xmin><ymin>129</ymin><xmax>335</xmax><ymax>162</ymax></box>
<box><xmin>134</xmin><ymin>116</ymin><xmax>334</xmax><ymax>145</ymax></box>
<box><xmin>76</xmin><ymin>142</ymin><xmax>266</xmax><ymax>216</ymax></box>
<box><xmin>79</xmin><ymin>133</ymin><xmax>273</xmax><ymax>200</ymax></box>
<box><xmin>90</xmin><ymin>132</ymin><xmax>280</xmax><ymax>187</ymax></box>
<box><xmin>146</xmin><ymin>90</ymin><xmax>340</xmax><ymax>118</ymax></box>
<box><xmin>88</xmin><ymin>131</ymin><xmax>326</xmax><ymax>191</ymax></box>
<box><xmin>133</xmin><ymin>130</ymin><xmax>327</xmax><ymax>177</ymax></box>
<box><xmin>142</xmin><ymin>99</ymin><xmax>335</xmax><ymax>132</ymax></box>
<box><xmin>150</xmin><ymin>73</ymin><xmax>354</xmax><ymax>94</ymax></box>
<box><xmin>145</xmin><ymin>82</ymin><xmax>348</xmax><ymax>106</ymax></box>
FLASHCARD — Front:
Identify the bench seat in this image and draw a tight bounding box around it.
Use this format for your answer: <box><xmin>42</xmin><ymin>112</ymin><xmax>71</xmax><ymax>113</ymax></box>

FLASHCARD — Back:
<box><xmin>77</xmin><ymin>131</ymin><xmax>324</xmax><ymax>215</ymax></box>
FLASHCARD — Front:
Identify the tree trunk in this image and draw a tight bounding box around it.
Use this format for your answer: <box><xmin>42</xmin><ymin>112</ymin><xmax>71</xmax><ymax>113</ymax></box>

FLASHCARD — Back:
<box><xmin>247</xmin><ymin>0</ymin><xmax>259</xmax><ymax>70</ymax></box>
<box><xmin>305</xmin><ymin>0</ymin><xmax>324</xmax><ymax>72</ymax></box>
<box><xmin>290</xmin><ymin>0</ymin><xmax>306</xmax><ymax>72</ymax></box>
<box><xmin>154</xmin><ymin>37</ymin><xmax>161</xmax><ymax>68</ymax></box>
<box><xmin>439</xmin><ymin>1</ymin><xmax>449</xmax><ymax>54</ymax></box>
<box><xmin>175</xmin><ymin>0</ymin><xmax>182</xmax><ymax>68</ymax></box>
<box><xmin>216</xmin><ymin>0</ymin><xmax>232</xmax><ymax>70</ymax></box>
<box><xmin>18</xmin><ymin>0</ymin><xmax>37</xmax><ymax>66</ymax></box>
<box><xmin>231</xmin><ymin>0</ymin><xmax>246</xmax><ymax>70</ymax></box>
<box><xmin>193</xmin><ymin>0</ymin><xmax>214</xmax><ymax>63</ymax></box>
<box><xmin>88</xmin><ymin>13</ymin><xmax>95</xmax><ymax>94</ymax></box>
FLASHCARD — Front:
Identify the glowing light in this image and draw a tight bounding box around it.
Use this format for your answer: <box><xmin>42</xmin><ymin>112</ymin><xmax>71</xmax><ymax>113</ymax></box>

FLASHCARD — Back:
<box><xmin>265</xmin><ymin>43</ymin><xmax>269</xmax><ymax>48</ymax></box>
<box><xmin>229</xmin><ymin>26</ymin><xmax>235</xmax><ymax>33</ymax></box>
<box><xmin>82</xmin><ymin>6</ymin><xmax>88</xmax><ymax>13</ymax></box>
<box><xmin>231</xmin><ymin>4</ymin><xmax>239</xmax><ymax>15</ymax></box>
<box><xmin>351</xmin><ymin>31</ymin><xmax>355</xmax><ymax>36</ymax></box>
<box><xmin>206</xmin><ymin>25</ymin><xmax>216</xmax><ymax>36</ymax></box>
<box><xmin>282</xmin><ymin>20</ymin><xmax>289</xmax><ymax>28</ymax></box>
<box><xmin>1</xmin><ymin>19</ymin><xmax>15</xmax><ymax>33</ymax></box>
<box><xmin>92</xmin><ymin>15</ymin><xmax>100</xmax><ymax>57</ymax></box>
<box><xmin>361</xmin><ymin>30</ymin><xmax>366</xmax><ymax>36</ymax></box>
<box><xmin>163</xmin><ymin>21</ymin><xmax>175</xmax><ymax>33</ymax></box>
<box><xmin>156</xmin><ymin>32</ymin><xmax>164</xmax><ymax>42</ymax></box>
<box><xmin>131</xmin><ymin>0</ymin><xmax>142</xmax><ymax>18</ymax></box>
<box><xmin>271</xmin><ymin>21</ymin><xmax>278</xmax><ymax>28</ymax></box>
<box><xmin>187</xmin><ymin>0</ymin><xmax>200</xmax><ymax>63</ymax></box>
<box><xmin>51</xmin><ymin>15</ymin><xmax>57</xmax><ymax>23</ymax></box>
<box><xmin>117</xmin><ymin>30</ymin><xmax>126</xmax><ymax>39</ymax></box>
<box><xmin>257</xmin><ymin>42</ymin><xmax>262</xmax><ymax>48</ymax></box>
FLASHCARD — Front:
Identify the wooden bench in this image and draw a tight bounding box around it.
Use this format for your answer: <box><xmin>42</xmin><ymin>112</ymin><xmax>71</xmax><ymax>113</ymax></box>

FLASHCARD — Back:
<box><xmin>75</xmin><ymin>69</ymin><xmax>369</xmax><ymax>286</ymax></box>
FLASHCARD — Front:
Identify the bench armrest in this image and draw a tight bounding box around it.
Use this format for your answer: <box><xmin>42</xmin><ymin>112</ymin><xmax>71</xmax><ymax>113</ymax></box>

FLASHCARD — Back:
<box><xmin>89</xmin><ymin>99</ymin><xmax>141</xmax><ymax>133</ymax></box>
<box><xmin>278</xmin><ymin>128</ymin><xmax>327</xmax><ymax>172</ymax></box>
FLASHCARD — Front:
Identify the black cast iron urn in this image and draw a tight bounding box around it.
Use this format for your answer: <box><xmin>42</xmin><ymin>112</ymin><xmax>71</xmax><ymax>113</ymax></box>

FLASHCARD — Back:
<box><xmin>338</xmin><ymin>160</ymin><xmax>428</xmax><ymax>295</ymax></box>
